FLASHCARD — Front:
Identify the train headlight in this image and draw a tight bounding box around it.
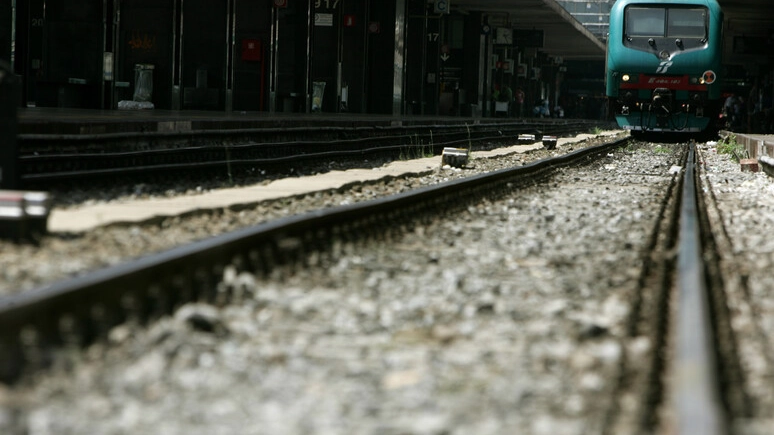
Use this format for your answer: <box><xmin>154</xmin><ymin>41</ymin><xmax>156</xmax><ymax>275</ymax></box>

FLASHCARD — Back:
<box><xmin>622</xmin><ymin>74</ymin><xmax>631</xmax><ymax>82</ymax></box>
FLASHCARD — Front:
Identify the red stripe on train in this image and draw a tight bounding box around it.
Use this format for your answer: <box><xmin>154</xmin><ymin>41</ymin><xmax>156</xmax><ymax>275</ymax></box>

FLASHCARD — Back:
<box><xmin>619</xmin><ymin>75</ymin><xmax>707</xmax><ymax>91</ymax></box>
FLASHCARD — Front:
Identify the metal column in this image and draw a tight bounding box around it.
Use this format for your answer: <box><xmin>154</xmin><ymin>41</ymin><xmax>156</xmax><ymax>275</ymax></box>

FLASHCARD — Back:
<box><xmin>392</xmin><ymin>0</ymin><xmax>406</xmax><ymax>116</ymax></box>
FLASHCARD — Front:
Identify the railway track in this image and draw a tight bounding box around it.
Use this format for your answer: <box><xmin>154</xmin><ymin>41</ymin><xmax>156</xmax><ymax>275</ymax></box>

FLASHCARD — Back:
<box><xmin>0</xmin><ymin>136</ymin><xmax>626</xmax><ymax>384</ymax></box>
<box><xmin>18</xmin><ymin>119</ymin><xmax>605</xmax><ymax>185</ymax></box>
<box><xmin>0</xmin><ymin>135</ymin><xmax>754</xmax><ymax>433</ymax></box>
<box><xmin>604</xmin><ymin>141</ymin><xmax>744</xmax><ymax>434</ymax></box>
<box><xmin>672</xmin><ymin>142</ymin><xmax>728</xmax><ymax>433</ymax></box>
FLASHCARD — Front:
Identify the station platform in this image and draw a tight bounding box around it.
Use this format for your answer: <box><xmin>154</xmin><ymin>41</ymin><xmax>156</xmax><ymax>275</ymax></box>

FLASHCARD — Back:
<box><xmin>47</xmin><ymin>130</ymin><xmax>624</xmax><ymax>233</ymax></box>
<box><xmin>730</xmin><ymin>132</ymin><xmax>774</xmax><ymax>159</ymax></box>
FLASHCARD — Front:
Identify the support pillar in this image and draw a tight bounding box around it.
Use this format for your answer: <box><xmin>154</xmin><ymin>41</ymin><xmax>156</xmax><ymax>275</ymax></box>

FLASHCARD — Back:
<box><xmin>392</xmin><ymin>0</ymin><xmax>406</xmax><ymax>116</ymax></box>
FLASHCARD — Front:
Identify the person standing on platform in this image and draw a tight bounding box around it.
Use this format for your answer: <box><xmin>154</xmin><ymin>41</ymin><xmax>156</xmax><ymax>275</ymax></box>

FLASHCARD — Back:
<box><xmin>499</xmin><ymin>83</ymin><xmax>513</xmax><ymax>116</ymax></box>
<box><xmin>514</xmin><ymin>87</ymin><xmax>525</xmax><ymax>117</ymax></box>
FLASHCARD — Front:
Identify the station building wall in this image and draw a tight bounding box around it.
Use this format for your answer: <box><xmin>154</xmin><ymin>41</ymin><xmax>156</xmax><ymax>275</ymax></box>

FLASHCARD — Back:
<box><xmin>13</xmin><ymin>0</ymin><xmax>103</xmax><ymax>108</ymax></box>
<box><xmin>6</xmin><ymin>0</ymin><xmax>582</xmax><ymax>117</ymax></box>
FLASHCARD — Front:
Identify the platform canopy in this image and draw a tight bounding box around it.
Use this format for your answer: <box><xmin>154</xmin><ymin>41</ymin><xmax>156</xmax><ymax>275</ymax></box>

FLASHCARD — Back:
<box><xmin>451</xmin><ymin>0</ymin><xmax>607</xmax><ymax>60</ymax></box>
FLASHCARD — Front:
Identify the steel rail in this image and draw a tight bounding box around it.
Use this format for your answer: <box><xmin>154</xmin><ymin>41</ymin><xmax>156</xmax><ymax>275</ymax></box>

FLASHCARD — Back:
<box><xmin>18</xmin><ymin>121</ymin><xmax>601</xmax><ymax>184</ymax></box>
<box><xmin>18</xmin><ymin>133</ymin><xmax>521</xmax><ymax>181</ymax></box>
<box><xmin>759</xmin><ymin>155</ymin><xmax>774</xmax><ymax>179</ymax></box>
<box><xmin>674</xmin><ymin>141</ymin><xmax>728</xmax><ymax>433</ymax></box>
<box><xmin>18</xmin><ymin>120</ymin><xmax>592</xmax><ymax>152</ymax></box>
<box><xmin>18</xmin><ymin>119</ymin><xmax>599</xmax><ymax>143</ymax></box>
<box><xmin>0</xmin><ymin>136</ymin><xmax>628</xmax><ymax>383</ymax></box>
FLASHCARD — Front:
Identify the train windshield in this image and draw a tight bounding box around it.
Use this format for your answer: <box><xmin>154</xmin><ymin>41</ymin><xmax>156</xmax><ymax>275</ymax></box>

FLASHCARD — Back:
<box><xmin>667</xmin><ymin>9</ymin><xmax>707</xmax><ymax>37</ymax></box>
<box><xmin>625</xmin><ymin>7</ymin><xmax>707</xmax><ymax>38</ymax></box>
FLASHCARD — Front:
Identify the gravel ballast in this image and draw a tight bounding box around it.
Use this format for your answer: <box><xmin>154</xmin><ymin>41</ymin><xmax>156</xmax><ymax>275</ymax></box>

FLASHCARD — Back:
<box><xmin>699</xmin><ymin>143</ymin><xmax>774</xmax><ymax>432</ymax></box>
<box><xmin>0</xmin><ymin>133</ymin><xmax>622</xmax><ymax>295</ymax></box>
<box><xmin>3</xmin><ymin>136</ymin><xmax>774</xmax><ymax>433</ymax></box>
<box><xmin>3</xmin><ymin>138</ymin><xmax>685</xmax><ymax>434</ymax></box>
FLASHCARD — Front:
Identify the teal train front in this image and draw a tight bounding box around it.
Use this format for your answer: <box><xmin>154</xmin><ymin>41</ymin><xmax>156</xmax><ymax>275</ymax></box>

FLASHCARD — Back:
<box><xmin>606</xmin><ymin>0</ymin><xmax>723</xmax><ymax>133</ymax></box>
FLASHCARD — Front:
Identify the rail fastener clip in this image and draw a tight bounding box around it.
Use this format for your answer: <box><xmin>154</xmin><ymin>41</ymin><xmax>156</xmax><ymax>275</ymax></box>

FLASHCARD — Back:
<box><xmin>441</xmin><ymin>147</ymin><xmax>470</xmax><ymax>168</ymax></box>
<box><xmin>542</xmin><ymin>135</ymin><xmax>558</xmax><ymax>150</ymax></box>
<box><xmin>0</xmin><ymin>190</ymin><xmax>51</xmax><ymax>240</ymax></box>
<box><xmin>518</xmin><ymin>134</ymin><xmax>536</xmax><ymax>145</ymax></box>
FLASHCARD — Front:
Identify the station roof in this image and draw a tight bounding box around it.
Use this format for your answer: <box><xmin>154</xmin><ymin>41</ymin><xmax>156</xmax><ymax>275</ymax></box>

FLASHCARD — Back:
<box><xmin>452</xmin><ymin>0</ymin><xmax>606</xmax><ymax>61</ymax></box>
<box><xmin>452</xmin><ymin>0</ymin><xmax>774</xmax><ymax>62</ymax></box>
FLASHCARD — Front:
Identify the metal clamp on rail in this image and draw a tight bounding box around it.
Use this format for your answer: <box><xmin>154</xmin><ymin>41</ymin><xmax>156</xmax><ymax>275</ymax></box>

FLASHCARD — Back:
<box><xmin>0</xmin><ymin>190</ymin><xmax>51</xmax><ymax>240</ymax></box>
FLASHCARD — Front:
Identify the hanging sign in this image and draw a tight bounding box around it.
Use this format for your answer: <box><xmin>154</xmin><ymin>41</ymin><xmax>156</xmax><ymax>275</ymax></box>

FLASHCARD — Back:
<box><xmin>434</xmin><ymin>0</ymin><xmax>449</xmax><ymax>14</ymax></box>
<box><xmin>315</xmin><ymin>13</ymin><xmax>334</xmax><ymax>26</ymax></box>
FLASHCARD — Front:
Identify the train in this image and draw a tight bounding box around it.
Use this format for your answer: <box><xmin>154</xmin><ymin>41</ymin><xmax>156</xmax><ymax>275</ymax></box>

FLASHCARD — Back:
<box><xmin>606</xmin><ymin>0</ymin><xmax>724</xmax><ymax>134</ymax></box>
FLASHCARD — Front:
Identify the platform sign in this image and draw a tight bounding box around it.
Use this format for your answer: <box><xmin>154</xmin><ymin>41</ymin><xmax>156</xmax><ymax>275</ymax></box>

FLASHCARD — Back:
<box><xmin>242</xmin><ymin>39</ymin><xmax>262</xmax><ymax>61</ymax></box>
<box><xmin>103</xmin><ymin>52</ymin><xmax>114</xmax><ymax>81</ymax></box>
<box><xmin>315</xmin><ymin>13</ymin><xmax>334</xmax><ymax>27</ymax></box>
<box><xmin>434</xmin><ymin>0</ymin><xmax>449</xmax><ymax>14</ymax></box>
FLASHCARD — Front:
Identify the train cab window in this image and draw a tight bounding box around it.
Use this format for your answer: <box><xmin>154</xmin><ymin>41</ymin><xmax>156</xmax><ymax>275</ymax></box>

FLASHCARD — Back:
<box><xmin>625</xmin><ymin>6</ymin><xmax>708</xmax><ymax>39</ymax></box>
<box><xmin>626</xmin><ymin>7</ymin><xmax>665</xmax><ymax>37</ymax></box>
<box><xmin>666</xmin><ymin>8</ymin><xmax>707</xmax><ymax>38</ymax></box>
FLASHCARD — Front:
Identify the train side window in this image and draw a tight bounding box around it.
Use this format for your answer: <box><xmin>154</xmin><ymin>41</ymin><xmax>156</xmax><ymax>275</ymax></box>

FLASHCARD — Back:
<box><xmin>666</xmin><ymin>8</ymin><xmax>707</xmax><ymax>38</ymax></box>
<box><xmin>625</xmin><ymin>7</ymin><xmax>666</xmax><ymax>37</ymax></box>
